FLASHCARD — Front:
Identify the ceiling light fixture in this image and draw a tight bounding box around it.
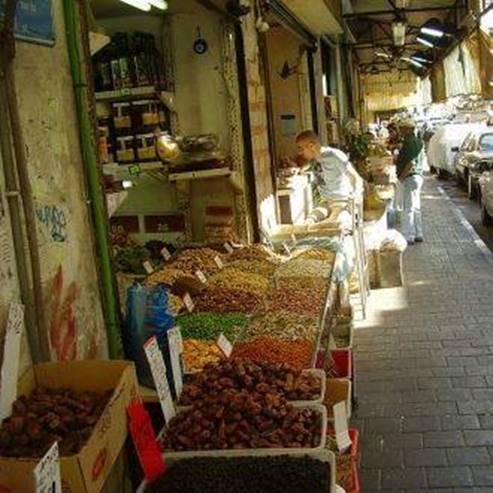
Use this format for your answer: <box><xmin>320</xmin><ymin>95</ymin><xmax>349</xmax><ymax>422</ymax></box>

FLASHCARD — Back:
<box><xmin>392</xmin><ymin>20</ymin><xmax>407</xmax><ymax>46</ymax></box>
<box><xmin>421</xmin><ymin>26</ymin><xmax>445</xmax><ymax>38</ymax></box>
<box><xmin>411</xmin><ymin>55</ymin><xmax>431</xmax><ymax>64</ymax></box>
<box><xmin>120</xmin><ymin>0</ymin><xmax>151</xmax><ymax>11</ymax></box>
<box><xmin>416</xmin><ymin>36</ymin><xmax>435</xmax><ymax>48</ymax></box>
<box><xmin>148</xmin><ymin>0</ymin><xmax>168</xmax><ymax>9</ymax></box>
<box><xmin>403</xmin><ymin>57</ymin><xmax>424</xmax><ymax>68</ymax></box>
<box><xmin>375</xmin><ymin>52</ymin><xmax>392</xmax><ymax>58</ymax></box>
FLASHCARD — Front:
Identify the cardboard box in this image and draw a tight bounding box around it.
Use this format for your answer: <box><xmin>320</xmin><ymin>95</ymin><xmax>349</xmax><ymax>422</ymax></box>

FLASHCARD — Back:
<box><xmin>0</xmin><ymin>360</ymin><xmax>139</xmax><ymax>493</ymax></box>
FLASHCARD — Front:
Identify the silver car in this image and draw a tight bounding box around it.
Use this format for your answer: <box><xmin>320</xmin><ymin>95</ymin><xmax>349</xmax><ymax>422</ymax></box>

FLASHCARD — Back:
<box><xmin>479</xmin><ymin>169</ymin><xmax>493</xmax><ymax>226</ymax></box>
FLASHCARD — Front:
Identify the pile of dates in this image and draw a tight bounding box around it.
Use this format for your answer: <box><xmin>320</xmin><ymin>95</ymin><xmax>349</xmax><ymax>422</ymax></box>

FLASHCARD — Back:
<box><xmin>0</xmin><ymin>387</ymin><xmax>111</xmax><ymax>458</ymax></box>
<box><xmin>162</xmin><ymin>388</ymin><xmax>322</xmax><ymax>451</ymax></box>
<box><xmin>179</xmin><ymin>360</ymin><xmax>322</xmax><ymax>406</ymax></box>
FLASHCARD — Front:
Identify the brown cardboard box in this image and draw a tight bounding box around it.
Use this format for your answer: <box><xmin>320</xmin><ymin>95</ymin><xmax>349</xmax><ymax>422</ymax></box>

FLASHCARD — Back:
<box><xmin>0</xmin><ymin>360</ymin><xmax>139</xmax><ymax>493</ymax></box>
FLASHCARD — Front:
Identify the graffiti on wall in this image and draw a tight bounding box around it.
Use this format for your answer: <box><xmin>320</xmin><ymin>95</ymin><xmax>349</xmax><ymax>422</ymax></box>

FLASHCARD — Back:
<box><xmin>48</xmin><ymin>265</ymin><xmax>78</xmax><ymax>360</ymax></box>
<box><xmin>36</xmin><ymin>204</ymin><xmax>68</xmax><ymax>242</ymax></box>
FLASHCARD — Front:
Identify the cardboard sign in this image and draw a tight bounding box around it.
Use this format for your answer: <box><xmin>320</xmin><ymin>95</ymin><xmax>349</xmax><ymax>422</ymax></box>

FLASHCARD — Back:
<box><xmin>34</xmin><ymin>442</ymin><xmax>62</xmax><ymax>493</ymax></box>
<box><xmin>143</xmin><ymin>261</ymin><xmax>154</xmax><ymax>274</ymax></box>
<box><xmin>216</xmin><ymin>333</ymin><xmax>233</xmax><ymax>358</ymax></box>
<box><xmin>0</xmin><ymin>302</ymin><xmax>24</xmax><ymax>421</ymax></box>
<box><xmin>143</xmin><ymin>337</ymin><xmax>175</xmax><ymax>423</ymax></box>
<box><xmin>282</xmin><ymin>242</ymin><xmax>291</xmax><ymax>255</ymax></box>
<box><xmin>333</xmin><ymin>401</ymin><xmax>352</xmax><ymax>452</ymax></box>
<box><xmin>167</xmin><ymin>328</ymin><xmax>183</xmax><ymax>398</ymax></box>
<box><xmin>223</xmin><ymin>242</ymin><xmax>234</xmax><ymax>254</ymax></box>
<box><xmin>128</xmin><ymin>400</ymin><xmax>166</xmax><ymax>482</ymax></box>
<box><xmin>195</xmin><ymin>270</ymin><xmax>207</xmax><ymax>284</ymax></box>
<box><xmin>183</xmin><ymin>293</ymin><xmax>194</xmax><ymax>313</ymax></box>
<box><xmin>214</xmin><ymin>256</ymin><xmax>224</xmax><ymax>269</ymax></box>
<box><xmin>161</xmin><ymin>247</ymin><xmax>172</xmax><ymax>261</ymax></box>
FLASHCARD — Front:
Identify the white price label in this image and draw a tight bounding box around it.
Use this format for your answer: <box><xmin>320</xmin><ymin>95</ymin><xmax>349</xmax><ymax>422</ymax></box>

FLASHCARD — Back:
<box><xmin>143</xmin><ymin>261</ymin><xmax>154</xmax><ymax>274</ymax></box>
<box><xmin>0</xmin><ymin>302</ymin><xmax>24</xmax><ymax>421</ymax></box>
<box><xmin>282</xmin><ymin>242</ymin><xmax>291</xmax><ymax>255</ymax></box>
<box><xmin>333</xmin><ymin>401</ymin><xmax>352</xmax><ymax>452</ymax></box>
<box><xmin>161</xmin><ymin>247</ymin><xmax>172</xmax><ymax>261</ymax></box>
<box><xmin>167</xmin><ymin>328</ymin><xmax>183</xmax><ymax>398</ymax></box>
<box><xmin>144</xmin><ymin>337</ymin><xmax>175</xmax><ymax>423</ymax></box>
<box><xmin>183</xmin><ymin>293</ymin><xmax>195</xmax><ymax>313</ymax></box>
<box><xmin>291</xmin><ymin>233</ymin><xmax>297</xmax><ymax>245</ymax></box>
<box><xmin>216</xmin><ymin>333</ymin><xmax>233</xmax><ymax>358</ymax></box>
<box><xmin>34</xmin><ymin>442</ymin><xmax>62</xmax><ymax>493</ymax></box>
<box><xmin>195</xmin><ymin>270</ymin><xmax>207</xmax><ymax>284</ymax></box>
<box><xmin>223</xmin><ymin>242</ymin><xmax>234</xmax><ymax>254</ymax></box>
<box><xmin>214</xmin><ymin>256</ymin><xmax>224</xmax><ymax>269</ymax></box>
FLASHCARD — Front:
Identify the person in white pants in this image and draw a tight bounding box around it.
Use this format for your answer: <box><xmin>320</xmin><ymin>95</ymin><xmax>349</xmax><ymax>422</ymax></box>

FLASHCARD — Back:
<box><xmin>396</xmin><ymin>118</ymin><xmax>425</xmax><ymax>245</ymax></box>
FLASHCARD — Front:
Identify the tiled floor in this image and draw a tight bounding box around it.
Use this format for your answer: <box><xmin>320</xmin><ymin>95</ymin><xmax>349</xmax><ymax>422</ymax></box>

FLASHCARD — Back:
<box><xmin>354</xmin><ymin>177</ymin><xmax>493</xmax><ymax>492</ymax></box>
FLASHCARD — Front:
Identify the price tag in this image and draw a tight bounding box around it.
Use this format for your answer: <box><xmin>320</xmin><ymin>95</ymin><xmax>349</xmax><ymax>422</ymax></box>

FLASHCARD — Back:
<box><xmin>161</xmin><ymin>247</ymin><xmax>172</xmax><ymax>261</ymax></box>
<box><xmin>195</xmin><ymin>270</ymin><xmax>207</xmax><ymax>284</ymax></box>
<box><xmin>167</xmin><ymin>328</ymin><xmax>183</xmax><ymax>398</ymax></box>
<box><xmin>143</xmin><ymin>261</ymin><xmax>154</xmax><ymax>274</ymax></box>
<box><xmin>291</xmin><ymin>233</ymin><xmax>297</xmax><ymax>245</ymax></box>
<box><xmin>144</xmin><ymin>337</ymin><xmax>175</xmax><ymax>423</ymax></box>
<box><xmin>128</xmin><ymin>164</ymin><xmax>142</xmax><ymax>176</ymax></box>
<box><xmin>183</xmin><ymin>293</ymin><xmax>194</xmax><ymax>313</ymax></box>
<box><xmin>333</xmin><ymin>401</ymin><xmax>352</xmax><ymax>452</ymax></box>
<box><xmin>214</xmin><ymin>255</ymin><xmax>224</xmax><ymax>269</ymax></box>
<box><xmin>34</xmin><ymin>442</ymin><xmax>62</xmax><ymax>493</ymax></box>
<box><xmin>216</xmin><ymin>333</ymin><xmax>233</xmax><ymax>358</ymax></box>
<box><xmin>282</xmin><ymin>242</ymin><xmax>291</xmax><ymax>255</ymax></box>
<box><xmin>128</xmin><ymin>400</ymin><xmax>166</xmax><ymax>482</ymax></box>
<box><xmin>223</xmin><ymin>242</ymin><xmax>234</xmax><ymax>254</ymax></box>
<box><xmin>0</xmin><ymin>302</ymin><xmax>24</xmax><ymax>421</ymax></box>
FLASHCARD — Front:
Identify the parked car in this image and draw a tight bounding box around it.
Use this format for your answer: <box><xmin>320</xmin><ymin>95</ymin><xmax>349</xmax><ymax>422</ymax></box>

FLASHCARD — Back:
<box><xmin>427</xmin><ymin>123</ymin><xmax>484</xmax><ymax>177</ymax></box>
<box><xmin>454</xmin><ymin>128</ymin><xmax>493</xmax><ymax>198</ymax></box>
<box><xmin>469</xmin><ymin>159</ymin><xmax>493</xmax><ymax>201</ymax></box>
<box><xmin>479</xmin><ymin>169</ymin><xmax>493</xmax><ymax>226</ymax></box>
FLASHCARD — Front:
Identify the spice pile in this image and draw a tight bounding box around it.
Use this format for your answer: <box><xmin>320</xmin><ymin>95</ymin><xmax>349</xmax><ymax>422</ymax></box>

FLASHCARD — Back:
<box><xmin>161</xmin><ymin>389</ymin><xmax>322</xmax><ymax>451</ymax></box>
<box><xmin>182</xmin><ymin>340</ymin><xmax>223</xmax><ymax>373</ymax></box>
<box><xmin>179</xmin><ymin>360</ymin><xmax>322</xmax><ymax>406</ymax></box>
<box><xmin>195</xmin><ymin>286</ymin><xmax>264</xmax><ymax>314</ymax></box>
<box><xmin>232</xmin><ymin>337</ymin><xmax>313</xmax><ymax>369</ymax></box>
<box><xmin>146</xmin><ymin>456</ymin><xmax>331</xmax><ymax>493</ymax></box>
<box><xmin>0</xmin><ymin>388</ymin><xmax>111</xmax><ymax>458</ymax></box>
<box><xmin>177</xmin><ymin>313</ymin><xmax>248</xmax><ymax>341</ymax></box>
<box><xmin>243</xmin><ymin>312</ymin><xmax>319</xmax><ymax>342</ymax></box>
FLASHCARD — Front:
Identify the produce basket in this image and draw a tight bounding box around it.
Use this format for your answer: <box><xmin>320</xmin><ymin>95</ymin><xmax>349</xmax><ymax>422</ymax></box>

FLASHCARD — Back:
<box><xmin>137</xmin><ymin>448</ymin><xmax>337</xmax><ymax>493</ymax></box>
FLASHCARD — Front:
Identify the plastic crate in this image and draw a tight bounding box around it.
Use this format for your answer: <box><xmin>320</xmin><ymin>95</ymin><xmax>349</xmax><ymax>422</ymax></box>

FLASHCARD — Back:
<box><xmin>327</xmin><ymin>349</ymin><xmax>352</xmax><ymax>380</ymax></box>
<box><xmin>325</xmin><ymin>378</ymin><xmax>352</xmax><ymax>421</ymax></box>
<box><xmin>327</xmin><ymin>428</ymin><xmax>360</xmax><ymax>493</ymax></box>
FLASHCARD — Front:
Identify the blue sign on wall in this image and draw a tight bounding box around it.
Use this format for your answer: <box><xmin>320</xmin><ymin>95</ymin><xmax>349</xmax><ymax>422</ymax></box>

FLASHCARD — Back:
<box><xmin>1</xmin><ymin>0</ymin><xmax>55</xmax><ymax>46</ymax></box>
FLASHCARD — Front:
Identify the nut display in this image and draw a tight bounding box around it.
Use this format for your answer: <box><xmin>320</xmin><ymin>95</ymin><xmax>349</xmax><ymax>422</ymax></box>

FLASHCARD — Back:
<box><xmin>177</xmin><ymin>313</ymin><xmax>248</xmax><ymax>341</ymax></box>
<box><xmin>226</xmin><ymin>259</ymin><xmax>277</xmax><ymax>278</ymax></box>
<box><xmin>145</xmin><ymin>268</ymin><xmax>187</xmax><ymax>287</ymax></box>
<box><xmin>267</xmin><ymin>284</ymin><xmax>326</xmax><ymax>317</ymax></box>
<box><xmin>232</xmin><ymin>337</ymin><xmax>313</xmax><ymax>369</ymax></box>
<box><xmin>275</xmin><ymin>258</ymin><xmax>333</xmax><ymax>279</ymax></box>
<box><xmin>168</xmin><ymin>293</ymin><xmax>185</xmax><ymax>316</ymax></box>
<box><xmin>169</xmin><ymin>248</ymin><xmax>223</xmax><ymax>275</ymax></box>
<box><xmin>171</xmin><ymin>275</ymin><xmax>205</xmax><ymax>297</ymax></box>
<box><xmin>209</xmin><ymin>268</ymin><xmax>270</xmax><ymax>294</ymax></box>
<box><xmin>292</xmin><ymin>248</ymin><xmax>336</xmax><ymax>262</ymax></box>
<box><xmin>0</xmin><ymin>388</ymin><xmax>111</xmax><ymax>458</ymax></box>
<box><xmin>146</xmin><ymin>456</ymin><xmax>331</xmax><ymax>493</ymax></box>
<box><xmin>182</xmin><ymin>339</ymin><xmax>223</xmax><ymax>373</ymax></box>
<box><xmin>195</xmin><ymin>286</ymin><xmax>264</xmax><ymax>314</ymax></box>
<box><xmin>179</xmin><ymin>360</ymin><xmax>322</xmax><ymax>406</ymax></box>
<box><xmin>161</xmin><ymin>389</ymin><xmax>322</xmax><ymax>451</ymax></box>
<box><xmin>243</xmin><ymin>312</ymin><xmax>319</xmax><ymax>342</ymax></box>
<box><xmin>227</xmin><ymin>245</ymin><xmax>282</xmax><ymax>263</ymax></box>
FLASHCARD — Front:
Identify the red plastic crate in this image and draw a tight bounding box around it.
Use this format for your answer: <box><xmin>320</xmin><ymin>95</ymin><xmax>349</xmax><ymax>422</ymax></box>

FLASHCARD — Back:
<box><xmin>328</xmin><ymin>428</ymin><xmax>360</xmax><ymax>493</ymax></box>
<box><xmin>328</xmin><ymin>349</ymin><xmax>353</xmax><ymax>380</ymax></box>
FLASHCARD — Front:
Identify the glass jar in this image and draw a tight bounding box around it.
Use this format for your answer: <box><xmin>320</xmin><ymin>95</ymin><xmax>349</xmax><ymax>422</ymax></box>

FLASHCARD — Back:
<box><xmin>135</xmin><ymin>133</ymin><xmax>157</xmax><ymax>162</ymax></box>
<box><xmin>116</xmin><ymin>136</ymin><xmax>136</xmax><ymax>164</ymax></box>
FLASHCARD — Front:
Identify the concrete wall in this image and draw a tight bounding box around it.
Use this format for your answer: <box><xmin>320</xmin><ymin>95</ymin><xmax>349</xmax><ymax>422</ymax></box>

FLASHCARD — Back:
<box><xmin>10</xmin><ymin>1</ymin><xmax>107</xmax><ymax>362</ymax></box>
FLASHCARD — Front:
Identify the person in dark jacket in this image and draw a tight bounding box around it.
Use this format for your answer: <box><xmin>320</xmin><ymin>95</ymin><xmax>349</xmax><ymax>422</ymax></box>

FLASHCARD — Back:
<box><xmin>396</xmin><ymin>117</ymin><xmax>425</xmax><ymax>245</ymax></box>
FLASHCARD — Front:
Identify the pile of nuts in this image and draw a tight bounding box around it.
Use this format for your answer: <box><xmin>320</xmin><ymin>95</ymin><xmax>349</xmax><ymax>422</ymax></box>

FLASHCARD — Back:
<box><xmin>0</xmin><ymin>388</ymin><xmax>111</xmax><ymax>458</ymax></box>
<box><xmin>179</xmin><ymin>360</ymin><xmax>322</xmax><ymax>406</ymax></box>
<box><xmin>227</xmin><ymin>245</ymin><xmax>282</xmax><ymax>263</ymax></box>
<box><xmin>161</xmin><ymin>389</ymin><xmax>322</xmax><ymax>451</ymax></box>
<box><xmin>182</xmin><ymin>340</ymin><xmax>223</xmax><ymax>374</ymax></box>
<box><xmin>232</xmin><ymin>337</ymin><xmax>313</xmax><ymax>369</ymax></box>
<box><xmin>145</xmin><ymin>268</ymin><xmax>187</xmax><ymax>287</ymax></box>
<box><xmin>243</xmin><ymin>312</ymin><xmax>319</xmax><ymax>342</ymax></box>
<box><xmin>267</xmin><ymin>285</ymin><xmax>326</xmax><ymax>317</ymax></box>
<box><xmin>169</xmin><ymin>248</ymin><xmax>223</xmax><ymax>275</ymax></box>
<box><xmin>170</xmin><ymin>275</ymin><xmax>205</xmax><ymax>298</ymax></box>
<box><xmin>292</xmin><ymin>248</ymin><xmax>335</xmax><ymax>262</ymax></box>
<box><xmin>275</xmin><ymin>258</ymin><xmax>333</xmax><ymax>279</ymax></box>
<box><xmin>209</xmin><ymin>268</ymin><xmax>270</xmax><ymax>294</ymax></box>
<box><xmin>226</xmin><ymin>259</ymin><xmax>277</xmax><ymax>278</ymax></box>
<box><xmin>195</xmin><ymin>286</ymin><xmax>264</xmax><ymax>314</ymax></box>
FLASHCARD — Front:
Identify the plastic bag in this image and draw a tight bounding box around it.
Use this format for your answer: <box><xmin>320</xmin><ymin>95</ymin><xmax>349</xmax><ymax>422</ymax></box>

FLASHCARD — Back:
<box><xmin>380</xmin><ymin>229</ymin><xmax>407</xmax><ymax>252</ymax></box>
<box><xmin>123</xmin><ymin>284</ymin><xmax>177</xmax><ymax>396</ymax></box>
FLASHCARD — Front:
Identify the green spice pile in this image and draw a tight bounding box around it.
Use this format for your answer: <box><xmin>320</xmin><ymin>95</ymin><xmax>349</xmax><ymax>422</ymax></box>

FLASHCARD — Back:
<box><xmin>176</xmin><ymin>313</ymin><xmax>249</xmax><ymax>341</ymax></box>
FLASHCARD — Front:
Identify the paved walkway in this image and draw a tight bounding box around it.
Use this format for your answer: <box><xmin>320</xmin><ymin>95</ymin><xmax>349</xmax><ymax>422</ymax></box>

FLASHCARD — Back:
<box><xmin>354</xmin><ymin>177</ymin><xmax>493</xmax><ymax>492</ymax></box>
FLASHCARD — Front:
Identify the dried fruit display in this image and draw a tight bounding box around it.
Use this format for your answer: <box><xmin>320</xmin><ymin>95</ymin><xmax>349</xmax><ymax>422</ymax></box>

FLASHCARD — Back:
<box><xmin>145</xmin><ymin>268</ymin><xmax>187</xmax><ymax>287</ymax></box>
<box><xmin>276</xmin><ymin>276</ymin><xmax>328</xmax><ymax>294</ymax></box>
<box><xmin>161</xmin><ymin>389</ymin><xmax>322</xmax><ymax>451</ymax></box>
<box><xmin>0</xmin><ymin>388</ymin><xmax>111</xmax><ymax>458</ymax></box>
<box><xmin>177</xmin><ymin>313</ymin><xmax>248</xmax><ymax>341</ymax></box>
<box><xmin>146</xmin><ymin>456</ymin><xmax>331</xmax><ymax>493</ymax></box>
<box><xmin>195</xmin><ymin>286</ymin><xmax>264</xmax><ymax>314</ymax></box>
<box><xmin>267</xmin><ymin>284</ymin><xmax>326</xmax><ymax>317</ymax></box>
<box><xmin>275</xmin><ymin>258</ymin><xmax>333</xmax><ymax>279</ymax></box>
<box><xmin>232</xmin><ymin>337</ymin><xmax>313</xmax><ymax>369</ymax></box>
<box><xmin>179</xmin><ymin>360</ymin><xmax>322</xmax><ymax>406</ymax></box>
<box><xmin>227</xmin><ymin>245</ymin><xmax>282</xmax><ymax>263</ymax></box>
<box><xmin>182</xmin><ymin>339</ymin><xmax>223</xmax><ymax>373</ymax></box>
<box><xmin>169</xmin><ymin>248</ymin><xmax>223</xmax><ymax>275</ymax></box>
<box><xmin>170</xmin><ymin>275</ymin><xmax>205</xmax><ymax>297</ymax></box>
<box><xmin>209</xmin><ymin>268</ymin><xmax>270</xmax><ymax>294</ymax></box>
<box><xmin>243</xmin><ymin>312</ymin><xmax>319</xmax><ymax>342</ymax></box>
<box><xmin>292</xmin><ymin>248</ymin><xmax>336</xmax><ymax>262</ymax></box>
<box><xmin>226</xmin><ymin>259</ymin><xmax>277</xmax><ymax>278</ymax></box>
<box><xmin>168</xmin><ymin>294</ymin><xmax>185</xmax><ymax>317</ymax></box>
